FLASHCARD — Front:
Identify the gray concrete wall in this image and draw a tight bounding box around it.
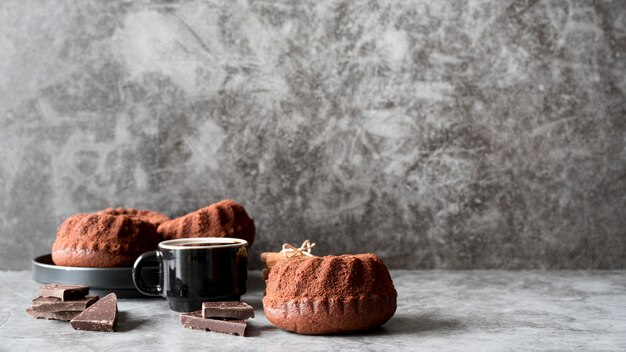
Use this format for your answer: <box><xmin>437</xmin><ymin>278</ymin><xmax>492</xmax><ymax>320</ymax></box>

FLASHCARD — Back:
<box><xmin>1</xmin><ymin>0</ymin><xmax>625</xmax><ymax>270</ymax></box>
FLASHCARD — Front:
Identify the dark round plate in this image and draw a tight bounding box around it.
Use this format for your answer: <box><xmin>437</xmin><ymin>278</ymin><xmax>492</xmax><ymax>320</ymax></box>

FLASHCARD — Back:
<box><xmin>32</xmin><ymin>254</ymin><xmax>160</xmax><ymax>298</ymax></box>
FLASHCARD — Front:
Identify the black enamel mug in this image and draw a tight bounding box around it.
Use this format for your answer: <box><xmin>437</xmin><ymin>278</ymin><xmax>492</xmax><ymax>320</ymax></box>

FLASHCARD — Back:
<box><xmin>132</xmin><ymin>237</ymin><xmax>248</xmax><ymax>312</ymax></box>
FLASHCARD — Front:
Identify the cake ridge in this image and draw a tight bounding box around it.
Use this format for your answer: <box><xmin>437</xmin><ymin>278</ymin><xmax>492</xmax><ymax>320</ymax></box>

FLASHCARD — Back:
<box><xmin>265</xmin><ymin>254</ymin><xmax>397</xmax><ymax>304</ymax></box>
<box><xmin>157</xmin><ymin>199</ymin><xmax>255</xmax><ymax>245</ymax></box>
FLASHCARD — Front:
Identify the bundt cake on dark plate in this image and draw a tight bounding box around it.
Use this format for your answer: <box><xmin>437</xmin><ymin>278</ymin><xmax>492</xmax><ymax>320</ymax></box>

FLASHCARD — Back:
<box><xmin>157</xmin><ymin>199</ymin><xmax>255</xmax><ymax>246</ymax></box>
<box><xmin>52</xmin><ymin>213</ymin><xmax>160</xmax><ymax>268</ymax></box>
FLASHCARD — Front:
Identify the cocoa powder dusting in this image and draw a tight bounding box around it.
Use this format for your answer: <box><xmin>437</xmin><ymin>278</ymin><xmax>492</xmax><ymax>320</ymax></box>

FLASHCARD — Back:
<box><xmin>157</xmin><ymin>199</ymin><xmax>255</xmax><ymax>245</ymax></box>
<box><xmin>52</xmin><ymin>213</ymin><xmax>159</xmax><ymax>266</ymax></box>
<box><xmin>264</xmin><ymin>254</ymin><xmax>397</xmax><ymax>307</ymax></box>
<box><xmin>97</xmin><ymin>207</ymin><xmax>170</xmax><ymax>227</ymax></box>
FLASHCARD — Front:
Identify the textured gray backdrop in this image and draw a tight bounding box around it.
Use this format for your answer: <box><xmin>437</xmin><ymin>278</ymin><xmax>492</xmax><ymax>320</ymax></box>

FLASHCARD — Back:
<box><xmin>1</xmin><ymin>0</ymin><xmax>625</xmax><ymax>270</ymax></box>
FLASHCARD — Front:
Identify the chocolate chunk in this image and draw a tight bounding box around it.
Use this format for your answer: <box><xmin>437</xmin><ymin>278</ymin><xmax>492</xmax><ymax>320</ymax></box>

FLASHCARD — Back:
<box><xmin>70</xmin><ymin>293</ymin><xmax>118</xmax><ymax>332</ymax></box>
<box><xmin>32</xmin><ymin>295</ymin><xmax>99</xmax><ymax>312</ymax></box>
<box><xmin>26</xmin><ymin>307</ymin><xmax>81</xmax><ymax>321</ymax></box>
<box><xmin>202</xmin><ymin>301</ymin><xmax>254</xmax><ymax>320</ymax></box>
<box><xmin>180</xmin><ymin>311</ymin><xmax>246</xmax><ymax>336</ymax></box>
<box><xmin>38</xmin><ymin>284</ymin><xmax>89</xmax><ymax>301</ymax></box>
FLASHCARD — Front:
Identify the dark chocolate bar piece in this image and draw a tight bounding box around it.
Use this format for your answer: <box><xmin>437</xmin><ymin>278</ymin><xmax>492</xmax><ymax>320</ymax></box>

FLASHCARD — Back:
<box><xmin>70</xmin><ymin>293</ymin><xmax>118</xmax><ymax>332</ymax></box>
<box><xmin>26</xmin><ymin>307</ymin><xmax>81</xmax><ymax>321</ymax></box>
<box><xmin>32</xmin><ymin>295</ymin><xmax>99</xmax><ymax>312</ymax></box>
<box><xmin>202</xmin><ymin>301</ymin><xmax>254</xmax><ymax>320</ymax></box>
<box><xmin>38</xmin><ymin>284</ymin><xmax>89</xmax><ymax>301</ymax></box>
<box><xmin>180</xmin><ymin>311</ymin><xmax>246</xmax><ymax>336</ymax></box>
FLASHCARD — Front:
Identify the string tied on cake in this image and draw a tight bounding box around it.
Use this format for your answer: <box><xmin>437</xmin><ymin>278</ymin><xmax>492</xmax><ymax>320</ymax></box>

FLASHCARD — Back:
<box><xmin>280</xmin><ymin>240</ymin><xmax>315</xmax><ymax>259</ymax></box>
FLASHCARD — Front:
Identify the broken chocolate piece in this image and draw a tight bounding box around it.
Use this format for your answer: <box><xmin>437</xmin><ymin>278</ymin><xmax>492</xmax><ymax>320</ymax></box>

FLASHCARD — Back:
<box><xmin>180</xmin><ymin>311</ymin><xmax>246</xmax><ymax>336</ymax></box>
<box><xmin>32</xmin><ymin>295</ymin><xmax>99</xmax><ymax>312</ymax></box>
<box><xmin>202</xmin><ymin>301</ymin><xmax>254</xmax><ymax>320</ymax></box>
<box><xmin>70</xmin><ymin>293</ymin><xmax>118</xmax><ymax>332</ymax></box>
<box><xmin>26</xmin><ymin>307</ymin><xmax>81</xmax><ymax>321</ymax></box>
<box><xmin>38</xmin><ymin>284</ymin><xmax>89</xmax><ymax>301</ymax></box>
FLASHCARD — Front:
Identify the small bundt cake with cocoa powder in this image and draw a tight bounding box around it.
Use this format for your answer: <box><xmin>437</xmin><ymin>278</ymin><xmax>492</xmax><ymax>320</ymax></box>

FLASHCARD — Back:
<box><xmin>52</xmin><ymin>213</ymin><xmax>160</xmax><ymax>267</ymax></box>
<box><xmin>157</xmin><ymin>200</ymin><xmax>255</xmax><ymax>246</ymax></box>
<box><xmin>97</xmin><ymin>207</ymin><xmax>170</xmax><ymax>228</ymax></box>
<box><xmin>263</xmin><ymin>254</ymin><xmax>397</xmax><ymax>335</ymax></box>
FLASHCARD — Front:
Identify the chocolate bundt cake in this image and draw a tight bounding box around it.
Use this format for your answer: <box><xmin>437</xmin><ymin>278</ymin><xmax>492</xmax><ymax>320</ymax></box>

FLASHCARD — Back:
<box><xmin>263</xmin><ymin>254</ymin><xmax>397</xmax><ymax>335</ymax></box>
<box><xmin>52</xmin><ymin>213</ymin><xmax>160</xmax><ymax>267</ymax></box>
<box><xmin>97</xmin><ymin>207</ymin><xmax>170</xmax><ymax>228</ymax></box>
<box><xmin>157</xmin><ymin>200</ymin><xmax>255</xmax><ymax>246</ymax></box>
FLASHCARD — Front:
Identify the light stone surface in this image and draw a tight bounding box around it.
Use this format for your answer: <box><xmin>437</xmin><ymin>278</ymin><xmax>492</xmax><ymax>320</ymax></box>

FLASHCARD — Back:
<box><xmin>1</xmin><ymin>0</ymin><xmax>626</xmax><ymax>270</ymax></box>
<box><xmin>1</xmin><ymin>270</ymin><xmax>625</xmax><ymax>351</ymax></box>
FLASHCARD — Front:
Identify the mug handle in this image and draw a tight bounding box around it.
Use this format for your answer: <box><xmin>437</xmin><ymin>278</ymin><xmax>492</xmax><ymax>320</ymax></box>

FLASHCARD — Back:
<box><xmin>132</xmin><ymin>251</ymin><xmax>163</xmax><ymax>297</ymax></box>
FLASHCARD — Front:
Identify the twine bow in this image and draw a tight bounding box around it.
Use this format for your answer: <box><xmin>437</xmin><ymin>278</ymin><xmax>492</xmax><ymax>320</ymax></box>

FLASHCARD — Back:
<box><xmin>280</xmin><ymin>240</ymin><xmax>316</xmax><ymax>259</ymax></box>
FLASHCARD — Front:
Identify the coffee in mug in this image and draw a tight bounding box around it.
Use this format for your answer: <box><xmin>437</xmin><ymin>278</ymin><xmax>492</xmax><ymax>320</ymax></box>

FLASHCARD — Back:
<box><xmin>132</xmin><ymin>237</ymin><xmax>248</xmax><ymax>312</ymax></box>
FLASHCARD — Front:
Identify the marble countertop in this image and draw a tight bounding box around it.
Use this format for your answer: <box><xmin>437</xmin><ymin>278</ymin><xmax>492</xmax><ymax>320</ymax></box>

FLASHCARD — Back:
<box><xmin>1</xmin><ymin>270</ymin><xmax>624</xmax><ymax>351</ymax></box>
